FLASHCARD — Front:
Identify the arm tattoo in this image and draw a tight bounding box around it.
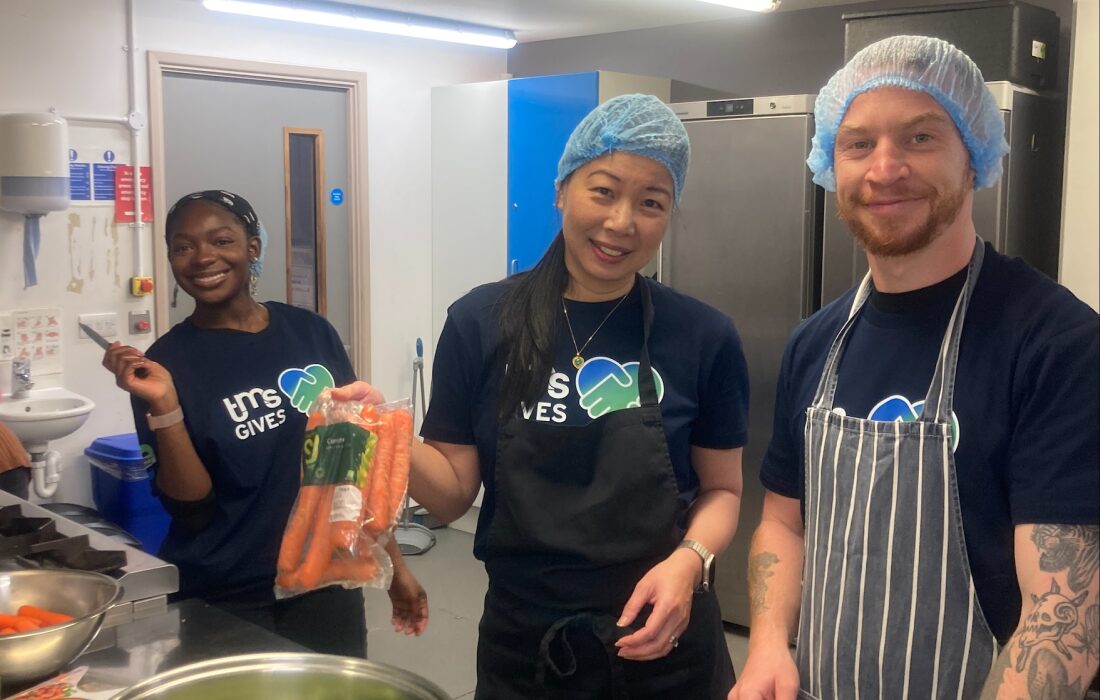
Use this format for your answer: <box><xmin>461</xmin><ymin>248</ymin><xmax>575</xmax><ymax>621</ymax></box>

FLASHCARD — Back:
<box><xmin>1016</xmin><ymin>579</ymin><xmax>1088</xmax><ymax>673</ymax></box>
<box><xmin>1025</xmin><ymin>648</ymin><xmax>1083</xmax><ymax>700</ymax></box>
<box><xmin>749</xmin><ymin>551</ymin><xmax>779</xmax><ymax>615</ymax></box>
<box><xmin>1031</xmin><ymin>524</ymin><xmax>1099</xmax><ymax>593</ymax></box>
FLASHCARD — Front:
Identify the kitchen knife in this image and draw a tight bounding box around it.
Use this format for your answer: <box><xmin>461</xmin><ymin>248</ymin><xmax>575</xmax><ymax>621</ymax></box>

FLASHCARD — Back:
<box><xmin>79</xmin><ymin>322</ymin><xmax>149</xmax><ymax>378</ymax></box>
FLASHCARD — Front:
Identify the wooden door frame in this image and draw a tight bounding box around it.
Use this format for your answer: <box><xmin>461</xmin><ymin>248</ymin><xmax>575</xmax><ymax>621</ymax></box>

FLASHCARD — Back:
<box><xmin>147</xmin><ymin>51</ymin><xmax>371</xmax><ymax>377</ymax></box>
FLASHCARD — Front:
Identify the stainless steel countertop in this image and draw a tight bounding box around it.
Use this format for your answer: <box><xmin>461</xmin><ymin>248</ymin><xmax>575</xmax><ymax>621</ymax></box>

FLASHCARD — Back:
<box><xmin>4</xmin><ymin>598</ymin><xmax>308</xmax><ymax>696</ymax></box>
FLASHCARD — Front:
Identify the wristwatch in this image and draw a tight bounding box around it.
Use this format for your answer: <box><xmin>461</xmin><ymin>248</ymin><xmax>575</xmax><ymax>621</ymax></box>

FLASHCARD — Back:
<box><xmin>147</xmin><ymin>406</ymin><xmax>184</xmax><ymax>431</ymax></box>
<box><xmin>678</xmin><ymin>539</ymin><xmax>715</xmax><ymax>592</ymax></box>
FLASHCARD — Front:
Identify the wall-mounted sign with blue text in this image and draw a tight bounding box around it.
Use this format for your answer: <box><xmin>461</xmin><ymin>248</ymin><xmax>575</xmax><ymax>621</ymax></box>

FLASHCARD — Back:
<box><xmin>330</xmin><ymin>188</ymin><xmax>344</xmax><ymax>206</ymax></box>
<box><xmin>70</xmin><ymin>163</ymin><xmax>91</xmax><ymax>201</ymax></box>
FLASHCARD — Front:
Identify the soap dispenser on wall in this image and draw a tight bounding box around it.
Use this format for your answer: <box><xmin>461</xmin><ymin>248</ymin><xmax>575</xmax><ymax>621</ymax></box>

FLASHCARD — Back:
<box><xmin>0</xmin><ymin>112</ymin><xmax>71</xmax><ymax>288</ymax></box>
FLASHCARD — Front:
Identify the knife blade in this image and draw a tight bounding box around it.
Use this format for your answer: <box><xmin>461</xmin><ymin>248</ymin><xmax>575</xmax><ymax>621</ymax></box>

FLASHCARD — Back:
<box><xmin>80</xmin><ymin>322</ymin><xmax>148</xmax><ymax>378</ymax></box>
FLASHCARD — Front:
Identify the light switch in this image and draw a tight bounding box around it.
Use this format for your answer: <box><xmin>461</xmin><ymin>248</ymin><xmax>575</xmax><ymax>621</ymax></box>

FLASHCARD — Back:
<box><xmin>78</xmin><ymin>313</ymin><xmax>118</xmax><ymax>338</ymax></box>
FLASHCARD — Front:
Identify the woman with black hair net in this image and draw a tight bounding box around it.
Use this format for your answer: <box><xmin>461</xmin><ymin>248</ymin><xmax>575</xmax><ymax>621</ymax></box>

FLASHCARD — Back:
<box><xmin>336</xmin><ymin>94</ymin><xmax>749</xmax><ymax>698</ymax></box>
<box><xmin>100</xmin><ymin>190</ymin><xmax>428</xmax><ymax>655</ymax></box>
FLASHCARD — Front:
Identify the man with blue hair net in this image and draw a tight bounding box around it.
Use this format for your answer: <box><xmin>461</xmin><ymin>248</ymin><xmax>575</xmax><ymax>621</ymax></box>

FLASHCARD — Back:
<box><xmin>732</xmin><ymin>36</ymin><xmax>1098</xmax><ymax>700</ymax></box>
<box><xmin>336</xmin><ymin>93</ymin><xmax>748</xmax><ymax>697</ymax></box>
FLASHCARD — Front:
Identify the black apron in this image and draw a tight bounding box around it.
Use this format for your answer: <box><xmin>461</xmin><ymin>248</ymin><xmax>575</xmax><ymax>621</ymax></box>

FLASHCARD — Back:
<box><xmin>476</xmin><ymin>279</ymin><xmax>735</xmax><ymax>700</ymax></box>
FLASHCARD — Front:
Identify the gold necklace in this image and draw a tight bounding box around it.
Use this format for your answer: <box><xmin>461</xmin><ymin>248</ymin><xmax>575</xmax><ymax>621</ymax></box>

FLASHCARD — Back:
<box><xmin>561</xmin><ymin>293</ymin><xmax>630</xmax><ymax>369</ymax></box>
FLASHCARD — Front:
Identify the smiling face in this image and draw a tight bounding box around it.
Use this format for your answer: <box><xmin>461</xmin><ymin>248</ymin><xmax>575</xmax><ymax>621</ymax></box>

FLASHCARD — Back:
<box><xmin>834</xmin><ymin>87</ymin><xmax>974</xmax><ymax>258</ymax></box>
<box><xmin>167</xmin><ymin>200</ymin><xmax>259</xmax><ymax>308</ymax></box>
<box><xmin>557</xmin><ymin>151</ymin><xmax>674</xmax><ymax>300</ymax></box>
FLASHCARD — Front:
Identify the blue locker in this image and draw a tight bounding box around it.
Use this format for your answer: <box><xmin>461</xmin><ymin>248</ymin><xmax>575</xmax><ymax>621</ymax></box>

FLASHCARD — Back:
<box><xmin>507</xmin><ymin>72</ymin><xmax>599</xmax><ymax>274</ymax></box>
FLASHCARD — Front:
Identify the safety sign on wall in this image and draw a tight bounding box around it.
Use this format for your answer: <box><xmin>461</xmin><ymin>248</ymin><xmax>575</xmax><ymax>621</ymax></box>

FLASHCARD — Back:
<box><xmin>114</xmin><ymin>165</ymin><xmax>153</xmax><ymax>223</ymax></box>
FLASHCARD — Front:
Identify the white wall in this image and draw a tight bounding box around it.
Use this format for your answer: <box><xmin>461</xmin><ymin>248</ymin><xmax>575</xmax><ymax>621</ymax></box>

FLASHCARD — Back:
<box><xmin>1059</xmin><ymin>0</ymin><xmax>1099</xmax><ymax>311</ymax></box>
<box><xmin>0</xmin><ymin>0</ymin><xmax>506</xmax><ymax>506</ymax></box>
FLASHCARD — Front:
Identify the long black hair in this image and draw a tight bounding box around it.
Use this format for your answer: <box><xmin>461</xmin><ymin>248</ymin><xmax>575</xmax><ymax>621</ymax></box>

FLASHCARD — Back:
<box><xmin>496</xmin><ymin>233</ymin><xmax>570</xmax><ymax>420</ymax></box>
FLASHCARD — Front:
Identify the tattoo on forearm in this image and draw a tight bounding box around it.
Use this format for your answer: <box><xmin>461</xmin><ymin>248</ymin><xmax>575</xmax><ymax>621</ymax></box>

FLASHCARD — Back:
<box><xmin>1016</xmin><ymin>580</ymin><xmax>1088</xmax><ymax>673</ymax></box>
<box><xmin>1025</xmin><ymin>648</ymin><xmax>1083</xmax><ymax>700</ymax></box>
<box><xmin>749</xmin><ymin>552</ymin><xmax>779</xmax><ymax>615</ymax></box>
<box><xmin>1069</xmin><ymin>603</ymin><xmax>1099</xmax><ymax>662</ymax></box>
<box><xmin>1031</xmin><ymin>524</ymin><xmax>1099</xmax><ymax>593</ymax></box>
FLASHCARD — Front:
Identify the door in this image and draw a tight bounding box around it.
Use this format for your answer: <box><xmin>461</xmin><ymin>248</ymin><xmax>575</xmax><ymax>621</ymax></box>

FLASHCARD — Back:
<box><xmin>161</xmin><ymin>73</ymin><xmax>351</xmax><ymax>347</ymax></box>
<box><xmin>663</xmin><ymin>113</ymin><xmax>821</xmax><ymax>626</ymax></box>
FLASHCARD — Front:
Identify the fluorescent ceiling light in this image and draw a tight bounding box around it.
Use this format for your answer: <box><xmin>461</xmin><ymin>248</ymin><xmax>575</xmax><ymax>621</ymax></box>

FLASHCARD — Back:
<box><xmin>203</xmin><ymin>0</ymin><xmax>518</xmax><ymax>49</ymax></box>
<box><xmin>696</xmin><ymin>0</ymin><xmax>781</xmax><ymax>12</ymax></box>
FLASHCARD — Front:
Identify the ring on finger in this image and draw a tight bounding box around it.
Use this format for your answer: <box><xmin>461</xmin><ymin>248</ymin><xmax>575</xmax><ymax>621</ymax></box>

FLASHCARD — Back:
<box><xmin>669</xmin><ymin>635</ymin><xmax>679</xmax><ymax>648</ymax></box>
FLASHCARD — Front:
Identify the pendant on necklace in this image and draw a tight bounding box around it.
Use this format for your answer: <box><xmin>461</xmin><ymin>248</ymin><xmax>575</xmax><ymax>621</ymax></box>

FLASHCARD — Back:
<box><xmin>572</xmin><ymin>355</ymin><xmax>585</xmax><ymax>369</ymax></box>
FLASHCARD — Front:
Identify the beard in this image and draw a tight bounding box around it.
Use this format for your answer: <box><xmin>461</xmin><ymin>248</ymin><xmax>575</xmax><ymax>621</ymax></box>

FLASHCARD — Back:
<box><xmin>837</xmin><ymin>174</ymin><xmax>969</xmax><ymax>258</ymax></box>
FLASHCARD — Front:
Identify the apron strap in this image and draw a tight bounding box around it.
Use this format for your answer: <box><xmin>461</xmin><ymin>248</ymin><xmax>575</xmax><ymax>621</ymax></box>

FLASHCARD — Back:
<box><xmin>921</xmin><ymin>238</ymin><xmax>985</xmax><ymax>424</ymax></box>
<box><xmin>536</xmin><ymin>612</ymin><xmax>631</xmax><ymax>700</ymax></box>
<box><xmin>811</xmin><ymin>273</ymin><xmax>875</xmax><ymax>409</ymax></box>
<box><xmin>811</xmin><ymin>238</ymin><xmax>985</xmax><ymax>415</ymax></box>
<box><xmin>636</xmin><ymin>276</ymin><xmax>659</xmax><ymax>409</ymax></box>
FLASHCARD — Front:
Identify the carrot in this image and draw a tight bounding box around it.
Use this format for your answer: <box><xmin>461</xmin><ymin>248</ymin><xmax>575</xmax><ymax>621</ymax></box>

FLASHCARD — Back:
<box><xmin>320</xmin><ymin>555</ymin><xmax>379</xmax><ymax>585</ymax></box>
<box><xmin>364</xmin><ymin>414</ymin><xmax>395</xmax><ymax>535</ymax></box>
<box><xmin>293</xmin><ymin>486</ymin><xmax>336</xmax><ymax>590</ymax></box>
<box><xmin>275</xmin><ymin>570</ymin><xmax>300</xmax><ymax>590</ymax></box>
<box><xmin>0</xmin><ymin>614</ymin><xmax>41</xmax><ymax>632</ymax></box>
<box><xmin>0</xmin><ymin>627</ymin><xmax>16</xmax><ymax>635</ymax></box>
<box><xmin>305</xmin><ymin>409</ymin><xmax>325</xmax><ymax>431</ymax></box>
<box><xmin>277</xmin><ymin>484</ymin><xmax>323</xmax><ymax>573</ymax></box>
<box><xmin>386</xmin><ymin>409</ymin><xmax>414</xmax><ymax>529</ymax></box>
<box><xmin>17</xmin><ymin>605</ymin><xmax>73</xmax><ymax>626</ymax></box>
<box><xmin>331</xmin><ymin>425</ymin><xmax>379</xmax><ymax>555</ymax></box>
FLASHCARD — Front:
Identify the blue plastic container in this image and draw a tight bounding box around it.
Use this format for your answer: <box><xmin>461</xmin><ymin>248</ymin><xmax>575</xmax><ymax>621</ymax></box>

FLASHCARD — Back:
<box><xmin>87</xmin><ymin>433</ymin><xmax>170</xmax><ymax>555</ymax></box>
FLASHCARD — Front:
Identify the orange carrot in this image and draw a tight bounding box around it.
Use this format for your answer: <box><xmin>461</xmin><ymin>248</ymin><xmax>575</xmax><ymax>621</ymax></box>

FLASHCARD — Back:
<box><xmin>320</xmin><ymin>555</ymin><xmax>379</xmax><ymax>584</ymax></box>
<box><xmin>293</xmin><ymin>486</ymin><xmax>336</xmax><ymax>590</ymax></box>
<box><xmin>0</xmin><ymin>627</ymin><xmax>16</xmax><ymax>635</ymax></box>
<box><xmin>364</xmin><ymin>414</ymin><xmax>395</xmax><ymax>535</ymax></box>
<box><xmin>17</xmin><ymin>605</ymin><xmax>73</xmax><ymax>626</ymax></box>
<box><xmin>277</xmin><ymin>484</ymin><xmax>323</xmax><ymax>573</ymax></box>
<box><xmin>0</xmin><ymin>614</ymin><xmax>41</xmax><ymax>632</ymax></box>
<box><xmin>275</xmin><ymin>570</ymin><xmax>300</xmax><ymax>590</ymax></box>
<box><xmin>305</xmin><ymin>409</ymin><xmax>325</xmax><ymax>431</ymax></box>
<box><xmin>331</xmin><ymin>421</ymin><xmax>379</xmax><ymax>555</ymax></box>
<box><xmin>386</xmin><ymin>409</ymin><xmax>414</xmax><ymax>529</ymax></box>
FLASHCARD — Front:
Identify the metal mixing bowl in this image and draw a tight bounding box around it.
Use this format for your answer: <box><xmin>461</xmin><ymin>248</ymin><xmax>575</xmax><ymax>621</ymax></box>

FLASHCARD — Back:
<box><xmin>111</xmin><ymin>653</ymin><xmax>451</xmax><ymax>700</ymax></box>
<box><xmin>0</xmin><ymin>569</ymin><xmax>121</xmax><ymax>683</ymax></box>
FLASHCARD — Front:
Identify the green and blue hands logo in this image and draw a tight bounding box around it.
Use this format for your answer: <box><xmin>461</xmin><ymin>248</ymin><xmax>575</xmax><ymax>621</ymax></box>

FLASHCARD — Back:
<box><xmin>867</xmin><ymin>394</ymin><xmax>960</xmax><ymax>451</ymax></box>
<box><xmin>277</xmin><ymin>364</ymin><xmax>336</xmax><ymax>415</ymax></box>
<box><xmin>576</xmin><ymin>357</ymin><xmax>665</xmax><ymax>419</ymax></box>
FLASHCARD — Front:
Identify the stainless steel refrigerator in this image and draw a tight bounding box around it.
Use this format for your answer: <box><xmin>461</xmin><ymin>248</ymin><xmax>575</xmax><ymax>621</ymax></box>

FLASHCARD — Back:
<box><xmin>664</xmin><ymin>96</ymin><xmax>823</xmax><ymax>627</ymax></box>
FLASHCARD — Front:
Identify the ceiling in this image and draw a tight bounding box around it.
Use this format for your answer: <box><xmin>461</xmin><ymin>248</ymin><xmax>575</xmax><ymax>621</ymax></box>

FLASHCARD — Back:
<box><xmin>342</xmin><ymin>0</ymin><xmax>869</xmax><ymax>43</ymax></box>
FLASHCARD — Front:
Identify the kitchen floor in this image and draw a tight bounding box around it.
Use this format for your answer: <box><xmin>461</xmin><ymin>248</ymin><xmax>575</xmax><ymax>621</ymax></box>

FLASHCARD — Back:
<box><xmin>364</xmin><ymin>526</ymin><xmax>750</xmax><ymax>699</ymax></box>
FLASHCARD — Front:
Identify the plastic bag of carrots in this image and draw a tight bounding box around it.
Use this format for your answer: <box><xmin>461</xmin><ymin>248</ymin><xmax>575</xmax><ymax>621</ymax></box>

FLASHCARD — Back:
<box><xmin>275</xmin><ymin>392</ymin><xmax>414</xmax><ymax>598</ymax></box>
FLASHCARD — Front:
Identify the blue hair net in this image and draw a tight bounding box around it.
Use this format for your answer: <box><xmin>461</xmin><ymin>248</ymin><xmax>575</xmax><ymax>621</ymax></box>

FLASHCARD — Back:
<box><xmin>556</xmin><ymin>93</ymin><xmax>690</xmax><ymax>203</ymax></box>
<box><xmin>807</xmin><ymin>35</ymin><xmax>1009</xmax><ymax>191</ymax></box>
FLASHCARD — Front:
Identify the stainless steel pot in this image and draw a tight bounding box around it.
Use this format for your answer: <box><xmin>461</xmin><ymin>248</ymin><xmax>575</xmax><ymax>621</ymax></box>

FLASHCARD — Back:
<box><xmin>0</xmin><ymin>569</ymin><xmax>122</xmax><ymax>683</ymax></box>
<box><xmin>111</xmin><ymin>653</ymin><xmax>451</xmax><ymax>700</ymax></box>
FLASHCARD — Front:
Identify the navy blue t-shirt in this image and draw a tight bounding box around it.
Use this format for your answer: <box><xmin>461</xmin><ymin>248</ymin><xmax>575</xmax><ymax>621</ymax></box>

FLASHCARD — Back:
<box><xmin>422</xmin><ymin>276</ymin><xmax>750</xmax><ymax>559</ymax></box>
<box><xmin>132</xmin><ymin>302</ymin><xmax>355</xmax><ymax>603</ymax></box>
<box><xmin>760</xmin><ymin>243</ymin><xmax>1100</xmax><ymax>642</ymax></box>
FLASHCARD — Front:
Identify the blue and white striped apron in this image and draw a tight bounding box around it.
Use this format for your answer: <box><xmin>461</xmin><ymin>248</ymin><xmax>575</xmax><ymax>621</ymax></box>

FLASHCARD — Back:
<box><xmin>796</xmin><ymin>239</ymin><xmax>998</xmax><ymax>699</ymax></box>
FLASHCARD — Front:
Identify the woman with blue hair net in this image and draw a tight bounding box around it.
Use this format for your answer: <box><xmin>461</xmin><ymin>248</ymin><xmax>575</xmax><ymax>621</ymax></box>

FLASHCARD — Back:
<box><xmin>732</xmin><ymin>36</ymin><xmax>1099</xmax><ymax>700</ymax></box>
<box><xmin>100</xmin><ymin>191</ymin><xmax>429</xmax><ymax>655</ymax></box>
<box><xmin>336</xmin><ymin>94</ymin><xmax>748</xmax><ymax>697</ymax></box>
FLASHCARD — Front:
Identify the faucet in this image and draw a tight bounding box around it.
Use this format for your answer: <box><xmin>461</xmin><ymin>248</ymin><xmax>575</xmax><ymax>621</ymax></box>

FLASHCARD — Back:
<box><xmin>11</xmin><ymin>357</ymin><xmax>33</xmax><ymax>399</ymax></box>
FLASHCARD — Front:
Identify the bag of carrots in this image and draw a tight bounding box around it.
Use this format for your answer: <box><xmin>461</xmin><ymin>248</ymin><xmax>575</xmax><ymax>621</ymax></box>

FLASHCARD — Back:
<box><xmin>275</xmin><ymin>392</ymin><xmax>414</xmax><ymax>598</ymax></box>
